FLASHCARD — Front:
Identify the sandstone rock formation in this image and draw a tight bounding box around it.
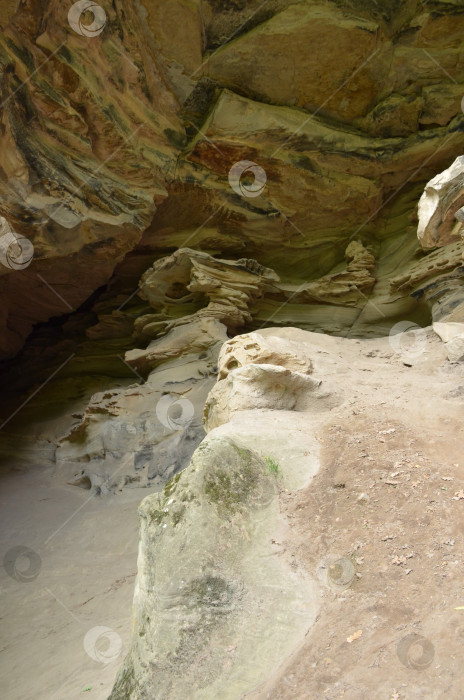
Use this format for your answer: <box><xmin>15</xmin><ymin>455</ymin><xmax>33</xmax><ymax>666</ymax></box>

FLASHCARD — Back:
<box><xmin>56</xmin><ymin>246</ymin><xmax>286</xmax><ymax>491</ymax></box>
<box><xmin>204</xmin><ymin>327</ymin><xmax>343</xmax><ymax>492</ymax></box>
<box><xmin>111</xmin><ymin>320</ymin><xmax>462</xmax><ymax>699</ymax></box>
<box><xmin>416</xmin><ymin>156</ymin><xmax>464</xmax><ymax>356</ymax></box>
<box><xmin>204</xmin><ymin>330</ymin><xmax>326</xmax><ymax>431</ymax></box>
<box><xmin>216</xmin><ymin>330</ymin><xmax>314</xmax><ymax>379</ymax></box>
<box><xmin>418</xmin><ymin>155</ymin><xmax>464</xmax><ymax>249</ymax></box>
<box><xmin>0</xmin><ymin>0</ymin><xmax>183</xmax><ymax>358</ymax></box>
<box><xmin>1</xmin><ymin>3</ymin><xmax>464</xmax><ymax>699</ymax></box>
<box><xmin>27</xmin><ymin>144</ymin><xmax>464</xmax><ymax>498</ymax></box>
<box><xmin>203</xmin><ymin>0</ymin><xmax>464</xmax><ymax>136</ymax></box>
<box><xmin>204</xmin><ymin>363</ymin><xmax>322</xmax><ymax>431</ymax></box>
<box><xmin>130</xmin><ymin>248</ymin><xmax>280</xmax><ymax>346</ymax></box>
<box><xmin>1</xmin><ymin>0</ymin><xmax>464</xmax><ymax>360</ymax></box>
<box><xmin>109</xmin><ymin>329</ymin><xmax>343</xmax><ymax>700</ymax></box>
<box><xmin>109</xmin><ymin>434</ymin><xmax>318</xmax><ymax>700</ymax></box>
<box><xmin>433</xmin><ymin>321</ymin><xmax>464</xmax><ymax>363</ymax></box>
<box><xmin>2</xmin><ymin>321</ymin><xmax>463</xmax><ymax>700</ymax></box>
<box><xmin>55</xmin><ymin>313</ymin><xmax>226</xmax><ymax>492</ymax></box>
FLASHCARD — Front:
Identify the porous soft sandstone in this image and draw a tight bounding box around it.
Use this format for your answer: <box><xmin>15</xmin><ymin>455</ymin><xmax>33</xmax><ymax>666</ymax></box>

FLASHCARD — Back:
<box><xmin>109</xmin><ymin>328</ymin><xmax>338</xmax><ymax>700</ymax></box>
<box><xmin>1</xmin><ymin>0</ymin><xmax>464</xmax><ymax>357</ymax></box>
<box><xmin>108</xmin><ymin>433</ymin><xmax>318</xmax><ymax>700</ymax></box>
<box><xmin>0</xmin><ymin>4</ymin><xmax>463</xmax><ymax>697</ymax></box>
<box><xmin>418</xmin><ymin>156</ymin><xmax>464</xmax><ymax>249</ymax></box>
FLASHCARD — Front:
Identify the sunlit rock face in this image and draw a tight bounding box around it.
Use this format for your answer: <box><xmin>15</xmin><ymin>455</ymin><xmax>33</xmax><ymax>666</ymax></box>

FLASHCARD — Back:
<box><xmin>0</xmin><ymin>0</ymin><xmax>463</xmax><ymax>362</ymax></box>
<box><xmin>416</xmin><ymin>156</ymin><xmax>464</xmax><ymax>324</ymax></box>
<box><xmin>417</xmin><ymin>156</ymin><xmax>464</xmax><ymax>356</ymax></box>
<box><xmin>108</xmin><ymin>433</ymin><xmax>318</xmax><ymax>700</ymax></box>
<box><xmin>418</xmin><ymin>156</ymin><xmax>464</xmax><ymax>250</ymax></box>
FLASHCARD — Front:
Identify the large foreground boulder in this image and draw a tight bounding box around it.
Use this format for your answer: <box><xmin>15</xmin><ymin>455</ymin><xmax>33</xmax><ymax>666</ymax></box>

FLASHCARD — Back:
<box><xmin>109</xmin><ymin>435</ymin><xmax>318</xmax><ymax>700</ymax></box>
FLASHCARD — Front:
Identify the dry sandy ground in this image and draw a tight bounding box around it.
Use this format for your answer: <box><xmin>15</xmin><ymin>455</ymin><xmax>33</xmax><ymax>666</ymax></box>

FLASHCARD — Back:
<box><xmin>0</xmin><ymin>461</ymin><xmax>159</xmax><ymax>700</ymax></box>
<box><xmin>1</xmin><ymin>328</ymin><xmax>463</xmax><ymax>700</ymax></box>
<box><xmin>247</xmin><ymin>331</ymin><xmax>464</xmax><ymax>700</ymax></box>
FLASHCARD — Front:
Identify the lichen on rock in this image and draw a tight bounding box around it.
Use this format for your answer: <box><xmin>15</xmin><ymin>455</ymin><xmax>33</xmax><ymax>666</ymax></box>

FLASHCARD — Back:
<box><xmin>109</xmin><ymin>434</ymin><xmax>316</xmax><ymax>700</ymax></box>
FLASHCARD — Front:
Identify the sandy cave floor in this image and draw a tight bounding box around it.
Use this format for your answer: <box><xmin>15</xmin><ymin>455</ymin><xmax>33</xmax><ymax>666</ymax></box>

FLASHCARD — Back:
<box><xmin>0</xmin><ymin>467</ymin><xmax>159</xmax><ymax>700</ymax></box>
<box><xmin>1</xmin><ymin>330</ymin><xmax>464</xmax><ymax>700</ymax></box>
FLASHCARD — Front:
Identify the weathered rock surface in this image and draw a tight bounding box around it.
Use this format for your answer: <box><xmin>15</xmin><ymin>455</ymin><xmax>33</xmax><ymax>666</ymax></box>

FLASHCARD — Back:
<box><xmin>433</xmin><ymin>320</ymin><xmax>464</xmax><ymax>362</ymax></box>
<box><xmin>1</xmin><ymin>3</ymin><xmax>464</xmax><ymax>698</ymax></box>
<box><xmin>0</xmin><ymin>0</ymin><xmax>183</xmax><ymax>358</ymax></box>
<box><xmin>55</xmin><ymin>245</ymin><xmax>283</xmax><ymax>489</ymax></box>
<box><xmin>205</xmin><ymin>2</ymin><xmax>382</xmax><ymax>122</ymax></box>
<box><xmin>109</xmin><ymin>316</ymin><xmax>464</xmax><ymax>699</ymax></box>
<box><xmin>1</xmin><ymin>0</ymin><xmax>464</xmax><ymax>359</ymax></box>
<box><xmin>416</xmin><ymin>156</ymin><xmax>464</xmax><ymax>326</ymax></box>
<box><xmin>149</xmin><ymin>82</ymin><xmax>463</xmax><ymax>332</ymax></box>
<box><xmin>204</xmin><ymin>363</ymin><xmax>322</xmax><ymax>431</ymax></box>
<box><xmin>108</xmin><ymin>434</ymin><xmax>318</xmax><ymax>700</ymax></box>
<box><xmin>109</xmin><ymin>325</ymin><xmax>348</xmax><ymax>700</ymax></box>
<box><xmin>131</xmin><ymin>248</ymin><xmax>280</xmax><ymax>345</ymax></box>
<box><xmin>418</xmin><ymin>155</ymin><xmax>464</xmax><ymax>249</ymax></box>
<box><xmin>3</xmin><ymin>321</ymin><xmax>464</xmax><ymax>700</ymax></box>
<box><xmin>56</xmin><ymin>315</ymin><xmax>226</xmax><ymax>492</ymax></box>
<box><xmin>126</xmin><ymin>317</ymin><xmax>227</xmax><ymax>376</ymax></box>
<box><xmin>205</xmin><ymin>327</ymin><xmax>344</xmax><ymax>491</ymax></box>
<box><xmin>109</xmin><ymin>327</ymin><xmax>352</xmax><ymax>698</ymax></box>
<box><xmin>216</xmin><ymin>330</ymin><xmax>314</xmax><ymax>379</ymax></box>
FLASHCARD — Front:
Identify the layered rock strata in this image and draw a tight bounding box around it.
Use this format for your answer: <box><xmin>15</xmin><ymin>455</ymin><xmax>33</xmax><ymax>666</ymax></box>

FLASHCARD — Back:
<box><xmin>417</xmin><ymin>155</ymin><xmax>464</xmax><ymax>358</ymax></box>
<box><xmin>1</xmin><ymin>0</ymin><xmax>464</xmax><ymax>359</ymax></box>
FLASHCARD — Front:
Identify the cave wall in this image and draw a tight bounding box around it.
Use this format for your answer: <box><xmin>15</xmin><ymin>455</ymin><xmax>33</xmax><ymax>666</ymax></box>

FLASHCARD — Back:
<box><xmin>0</xmin><ymin>0</ymin><xmax>463</xmax><ymax>363</ymax></box>
<box><xmin>0</xmin><ymin>0</ymin><xmax>463</xmax><ymax>462</ymax></box>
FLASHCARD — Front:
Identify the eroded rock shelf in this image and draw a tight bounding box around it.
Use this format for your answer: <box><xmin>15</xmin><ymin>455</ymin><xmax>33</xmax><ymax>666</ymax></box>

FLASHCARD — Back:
<box><xmin>0</xmin><ymin>1</ymin><xmax>463</xmax><ymax>699</ymax></box>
